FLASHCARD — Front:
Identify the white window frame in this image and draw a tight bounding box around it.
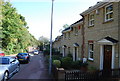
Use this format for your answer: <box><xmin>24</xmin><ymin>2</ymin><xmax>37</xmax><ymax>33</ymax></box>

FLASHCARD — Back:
<box><xmin>105</xmin><ymin>4</ymin><xmax>113</xmax><ymax>22</ymax></box>
<box><xmin>74</xmin><ymin>27</ymin><xmax>78</xmax><ymax>35</ymax></box>
<box><xmin>88</xmin><ymin>43</ymin><xmax>94</xmax><ymax>61</ymax></box>
<box><xmin>68</xmin><ymin>32</ymin><xmax>70</xmax><ymax>39</ymax></box>
<box><xmin>64</xmin><ymin>33</ymin><xmax>66</xmax><ymax>39</ymax></box>
<box><xmin>89</xmin><ymin>14</ymin><xmax>94</xmax><ymax>26</ymax></box>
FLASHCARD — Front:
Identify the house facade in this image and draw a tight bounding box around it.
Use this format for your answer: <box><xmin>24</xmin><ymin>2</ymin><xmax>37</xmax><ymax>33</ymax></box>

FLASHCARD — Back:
<box><xmin>81</xmin><ymin>2</ymin><xmax>120</xmax><ymax>70</ymax></box>
<box><xmin>53</xmin><ymin>2</ymin><xmax>120</xmax><ymax>70</ymax></box>
<box><xmin>53</xmin><ymin>19</ymin><xmax>83</xmax><ymax>61</ymax></box>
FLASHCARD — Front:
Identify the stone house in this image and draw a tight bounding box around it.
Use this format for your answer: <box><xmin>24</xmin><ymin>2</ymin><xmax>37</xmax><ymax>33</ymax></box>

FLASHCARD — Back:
<box><xmin>53</xmin><ymin>19</ymin><xmax>83</xmax><ymax>61</ymax></box>
<box><xmin>80</xmin><ymin>2</ymin><xmax>120</xmax><ymax>70</ymax></box>
<box><xmin>53</xmin><ymin>2</ymin><xmax>120</xmax><ymax>70</ymax></box>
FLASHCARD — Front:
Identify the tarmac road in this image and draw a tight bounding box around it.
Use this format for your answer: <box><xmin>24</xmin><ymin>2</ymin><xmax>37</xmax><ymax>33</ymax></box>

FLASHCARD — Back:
<box><xmin>10</xmin><ymin>53</ymin><xmax>53</xmax><ymax>81</ymax></box>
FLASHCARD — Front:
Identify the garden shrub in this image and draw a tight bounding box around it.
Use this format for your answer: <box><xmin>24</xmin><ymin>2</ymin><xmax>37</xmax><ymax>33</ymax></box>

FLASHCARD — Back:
<box><xmin>53</xmin><ymin>60</ymin><xmax>61</xmax><ymax>68</ymax></box>
<box><xmin>52</xmin><ymin>55</ymin><xmax>62</xmax><ymax>61</ymax></box>
<box><xmin>71</xmin><ymin>60</ymin><xmax>83</xmax><ymax>69</ymax></box>
<box><xmin>61</xmin><ymin>57</ymin><xmax>73</xmax><ymax>69</ymax></box>
<box><xmin>67</xmin><ymin>53</ymin><xmax>73</xmax><ymax>58</ymax></box>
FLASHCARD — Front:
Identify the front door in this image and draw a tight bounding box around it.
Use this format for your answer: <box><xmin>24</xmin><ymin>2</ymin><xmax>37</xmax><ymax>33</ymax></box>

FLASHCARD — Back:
<box><xmin>75</xmin><ymin>47</ymin><xmax>77</xmax><ymax>61</ymax></box>
<box><xmin>103</xmin><ymin>45</ymin><xmax>112</xmax><ymax>70</ymax></box>
<box><xmin>103</xmin><ymin>45</ymin><xmax>112</xmax><ymax>77</ymax></box>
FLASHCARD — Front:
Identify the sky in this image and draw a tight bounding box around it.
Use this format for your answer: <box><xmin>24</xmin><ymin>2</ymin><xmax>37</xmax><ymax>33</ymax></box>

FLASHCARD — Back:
<box><xmin>10</xmin><ymin>0</ymin><xmax>101</xmax><ymax>40</ymax></box>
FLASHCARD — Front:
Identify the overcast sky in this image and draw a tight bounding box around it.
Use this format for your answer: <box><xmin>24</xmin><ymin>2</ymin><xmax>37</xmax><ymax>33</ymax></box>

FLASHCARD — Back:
<box><xmin>10</xmin><ymin>0</ymin><xmax>101</xmax><ymax>40</ymax></box>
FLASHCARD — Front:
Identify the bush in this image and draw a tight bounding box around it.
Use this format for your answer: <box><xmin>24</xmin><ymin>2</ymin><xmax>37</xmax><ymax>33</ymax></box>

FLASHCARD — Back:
<box><xmin>81</xmin><ymin>62</ymin><xmax>88</xmax><ymax>67</ymax></box>
<box><xmin>52</xmin><ymin>55</ymin><xmax>62</xmax><ymax>61</ymax></box>
<box><xmin>67</xmin><ymin>54</ymin><xmax>73</xmax><ymax>58</ymax></box>
<box><xmin>61</xmin><ymin>57</ymin><xmax>73</xmax><ymax>69</ymax></box>
<box><xmin>53</xmin><ymin>60</ymin><xmax>61</xmax><ymax>68</ymax></box>
<box><xmin>71</xmin><ymin>60</ymin><xmax>83</xmax><ymax>69</ymax></box>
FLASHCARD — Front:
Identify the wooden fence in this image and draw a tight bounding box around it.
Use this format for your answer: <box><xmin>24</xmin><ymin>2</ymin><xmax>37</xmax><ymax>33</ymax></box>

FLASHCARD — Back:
<box><xmin>65</xmin><ymin>69</ymin><xmax>120</xmax><ymax>81</ymax></box>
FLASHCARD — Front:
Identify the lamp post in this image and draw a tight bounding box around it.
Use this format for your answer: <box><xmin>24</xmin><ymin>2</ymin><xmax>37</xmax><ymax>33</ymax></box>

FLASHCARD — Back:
<box><xmin>49</xmin><ymin>0</ymin><xmax>54</xmax><ymax>74</ymax></box>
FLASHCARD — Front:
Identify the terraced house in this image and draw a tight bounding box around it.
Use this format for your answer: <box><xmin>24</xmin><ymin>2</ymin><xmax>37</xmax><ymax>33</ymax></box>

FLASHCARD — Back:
<box><xmin>53</xmin><ymin>19</ymin><xmax>83</xmax><ymax>61</ymax></box>
<box><xmin>53</xmin><ymin>1</ymin><xmax>120</xmax><ymax>70</ymax></box>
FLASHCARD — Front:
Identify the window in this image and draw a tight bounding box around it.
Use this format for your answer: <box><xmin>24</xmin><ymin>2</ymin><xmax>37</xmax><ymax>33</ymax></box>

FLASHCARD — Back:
<box><xmin>74</xmin><ymin>27</ymin><xmax>78</xmax><ymax>35</ymax></box>
<box><xmin>89</xmin><ymin>14</ymin><xmax>94</xmax><ymax>26</ymax></box>
<box><xmin>88</xmin><ymin>43</ymin><xmax>94</xmax><ymax>60</ymax></box>
<box><xmin>105</xmin><ymin>4</ymin><xmax>113</xmax><ymax>21</ymax></box>
<box><xmin>64</xmin><ymin>33</ymin><xmax>66</xmax><ymax>39</ymax></box>
<box><xmin>68</xmin><ymin>32</ymin><xmax>70</xmax><ymax>39</ymax></box>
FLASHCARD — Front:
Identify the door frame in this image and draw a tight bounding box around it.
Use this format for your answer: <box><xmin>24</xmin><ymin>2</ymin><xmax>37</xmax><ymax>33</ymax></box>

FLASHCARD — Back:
<box><xmin>100</xmin><ymin>45</ymin><xmax>115</xmax><ymax>70</ymax></box>
<box><xmin>73</xmin><ymin>47</ymin><xmax>79</xmax><ymax>61</ymax></box>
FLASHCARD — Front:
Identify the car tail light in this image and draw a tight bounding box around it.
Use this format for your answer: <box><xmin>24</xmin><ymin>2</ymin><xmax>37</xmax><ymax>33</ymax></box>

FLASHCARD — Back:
<box><xmin>0</xmin><ymin>53</ymin><xmax>5</xmax><ymax>56</ymax></box>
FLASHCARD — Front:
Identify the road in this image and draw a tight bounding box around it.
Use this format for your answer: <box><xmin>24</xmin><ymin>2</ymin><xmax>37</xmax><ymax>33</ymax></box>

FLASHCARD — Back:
<box><xmin>10</xmin><ymin>53</ymin><xmax>53</xmax><ymax>81</ymax></box>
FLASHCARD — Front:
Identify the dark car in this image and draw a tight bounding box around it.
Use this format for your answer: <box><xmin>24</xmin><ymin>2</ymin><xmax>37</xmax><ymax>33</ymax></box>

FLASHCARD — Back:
<box><xmin>16</xmin><ymin>53</ymin><xmax>30</xmax><ymax>63</ymax></box>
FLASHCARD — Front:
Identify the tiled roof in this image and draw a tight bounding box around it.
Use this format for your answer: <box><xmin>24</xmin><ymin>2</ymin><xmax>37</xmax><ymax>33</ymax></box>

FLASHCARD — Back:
<box><xmin>105</xmin><ymin>36</ymin><xmax>118</xmax><ymax>43</ymax></box>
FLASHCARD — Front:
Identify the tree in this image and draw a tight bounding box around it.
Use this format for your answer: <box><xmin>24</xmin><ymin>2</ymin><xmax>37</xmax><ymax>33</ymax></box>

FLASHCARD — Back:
<box><xmin>59</xmin><ymin>24</ymin><xmax>69</xmax><ymax>33</ymax></box>
<box><xmin>38</xmin><ymin>36</ymin><xmax>49</xmax><ymax>51</ymax></box>
<box><xmin>1</xmin><ymin>1</ymin><xmax>39</xmax><ymax>54</ymax></box>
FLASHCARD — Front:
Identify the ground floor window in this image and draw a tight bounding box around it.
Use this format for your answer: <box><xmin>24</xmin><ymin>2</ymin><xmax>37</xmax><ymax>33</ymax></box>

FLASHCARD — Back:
<box><xmin>88</xmin><ymin>42</ymin><xmax>94</xmax><ymax>60</ymax></box>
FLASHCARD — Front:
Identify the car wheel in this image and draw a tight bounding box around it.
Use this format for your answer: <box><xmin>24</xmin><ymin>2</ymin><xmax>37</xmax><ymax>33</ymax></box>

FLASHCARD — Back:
<box><xmin>16</xmin><ymin>65</ymin><xmax>20</xmax><ymax>73</ymax></box>
<box><xmin>3</xmin><ymin>71</ymin><xmax>9</xmax><ymax>81</ymax></box>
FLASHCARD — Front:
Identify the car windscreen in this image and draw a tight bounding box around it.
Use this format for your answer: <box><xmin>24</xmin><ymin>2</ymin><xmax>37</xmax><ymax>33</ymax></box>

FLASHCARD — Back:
<box><xmin>0</xmin><ymin>58</ymin><xmax>9</xmax><ymax>64</ymax></box>
<box><xmin>18</xmin><ymin>53</ymin><xmax>28</xmax><ymax>56</ymax></box>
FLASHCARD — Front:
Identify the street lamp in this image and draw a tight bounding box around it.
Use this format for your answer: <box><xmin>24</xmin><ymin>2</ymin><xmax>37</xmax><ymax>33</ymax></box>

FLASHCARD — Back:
<box><xmin>49</xmin><ymin>0</ymin><xmax>54</xmax><ymax>74</ymax></box>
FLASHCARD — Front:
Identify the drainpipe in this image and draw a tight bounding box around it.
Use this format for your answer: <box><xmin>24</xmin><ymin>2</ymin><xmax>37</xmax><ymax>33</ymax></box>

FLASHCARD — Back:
<box><xmin>118</xmin><ymin>1</ymin><xmax>120</xmax><ymax>68</ymax></box>
<box><xmin>81</xmin><ymin>15</ymin><xmax>85</xmax><ymax>62</ymax></box>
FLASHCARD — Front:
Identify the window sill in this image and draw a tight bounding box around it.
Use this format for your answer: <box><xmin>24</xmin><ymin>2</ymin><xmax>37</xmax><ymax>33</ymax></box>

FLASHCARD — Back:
<box><xmin>88</xmin><ymin>58</ymin><xmax>94</xmax><ymax>62</ymax></box>
<box><xmin>75</xmin><ymin>34</ymin><xmax>78</xmax><ymax>36</ymax></box>
<box><xmin>103</xmin><ymin>19</ymin><xmax>114</xmax><ymax>24</ymax></box>
<box><xmin>88</xmin><ymin>25</ymin><xmax>94</xmax><ymax>28</ymax></box>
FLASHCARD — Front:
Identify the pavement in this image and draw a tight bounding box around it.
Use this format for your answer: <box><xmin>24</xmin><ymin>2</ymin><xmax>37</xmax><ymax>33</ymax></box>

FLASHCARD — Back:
<box><xmin>9</xmin><ymin>53</ymin><xmax>54</xmax><ymax>81</ymax></box>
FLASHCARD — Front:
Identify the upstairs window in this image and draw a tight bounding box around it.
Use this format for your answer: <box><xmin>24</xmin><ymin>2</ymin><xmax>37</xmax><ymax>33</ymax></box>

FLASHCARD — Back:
<box><xmin>64</xmin><ymin>33</ymin><xmax>66</xmax><ymax>39</ymax></box>
<box><xmin>68</xmin><ymin>32</ymin><xmax>70</xmax><ymax>39</ymax></box>
<box><xmin>89</xmin><ymin>14</ymin><xmax>94</xmax><ymax>26</ymax></box>
<box><xmin>105</xmin><ymin>4</ymin><xmax>113</xmax><ymax>22</ymax></box>
<box><xmin>74</xmin><ymin>27</ymin><xmax>78</xmax><ymax>35</ymax></box>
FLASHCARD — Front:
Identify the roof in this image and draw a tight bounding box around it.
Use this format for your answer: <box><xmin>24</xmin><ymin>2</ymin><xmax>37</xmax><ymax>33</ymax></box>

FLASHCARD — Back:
<box><xmin>98</xmin><ymin>36</ymin><xmax>118</xmax><ymax>45</ymax></box>
<box><xmin>62</xmin><ymin>27</ymin><xmax>73</xmax><ymax>33</ymax></box>
<box><xmin>104</xmin><ymin>36</ymin><xmax>118</xmax><ymax>43</ymax></box>
<box><xmin>73</xmin><ymin>43</ymin><xmax>79</xmax><ymax>47</ymax></box>
<box><xmin>71</xmin><ymin>18</ymin><xmax>83</xmax><ymax>26</ymax></box>
<box><xmin>80</xmin><ymin>2</ymin><xmax>110</xmax><ymax>15</ymax></box>
<box><xmin>62</xmin><ymin>18</ymin><xmax>83</xmax><ymax>33</ymax></box>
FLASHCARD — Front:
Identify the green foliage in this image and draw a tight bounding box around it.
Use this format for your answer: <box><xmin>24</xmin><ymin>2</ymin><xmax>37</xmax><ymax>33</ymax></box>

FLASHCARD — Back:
<box><xmin>61</xmin><ymin>57</ymin><xmax>73</xmax><ymax>69</ymax></box>
<box><xmin>67</xmin><ymin>53</ymin><xmax>73</xmax><ymax>58</ymax></box>
<box><xmin>1</xmin><ymin>1</ymin><xmax>39</xmax><ymax>55</ymax></box>
<box><xmin>53</xmin><ymin>60</ymin><xmax>61</xmax><ymax>68</ymax></box>
<box><xmin>71</xmin><ymin>60</ymin><xmax>82</xmax><ymax>69</ymax></box>
<box><xmin>52</xmin><ymin>55</ymin><xmax>62</xmax><ymax>61</ymax></box>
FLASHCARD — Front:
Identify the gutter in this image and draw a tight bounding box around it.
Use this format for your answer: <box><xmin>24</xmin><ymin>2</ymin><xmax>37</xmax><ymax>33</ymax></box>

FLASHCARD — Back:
<box><xmin>118</xmin><ymin>1</ymin><xmax>120</xmax><ymax>68</ymax></box>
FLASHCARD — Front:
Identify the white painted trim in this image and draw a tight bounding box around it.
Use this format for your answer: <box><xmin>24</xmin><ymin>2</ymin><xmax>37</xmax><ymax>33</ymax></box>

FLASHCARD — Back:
<box><xmin>73</xmin><ymin>48</ymin><xmax>75</xmax><ymax>61</ymax></box>
<box><xmin>62</xmin><ymin>48</ymin><xmax>65</xmax><ymax>57</ymax></box>
<box><xmin>100</xmin><ymin>45</ymin><xmax>103</xmax><ymax>70</ymax></box>
<box><xmin>100</xmin><ymin>45</ymin><xmax>115</xmax><ymax>70</ymax></box>
<box><xmin>112</xmin><ymin>45</ymin><xmax>115</xmax><ymax>69</ymax></box>
<box><xmin>77</xmin><ymin>47</ymin><xmax>79</xmax><ymax>60</ymax></box>
<box><xmin>73</xmin><ymin>47</ymin><xmax>79</xmax><ymax>61</ymax></box>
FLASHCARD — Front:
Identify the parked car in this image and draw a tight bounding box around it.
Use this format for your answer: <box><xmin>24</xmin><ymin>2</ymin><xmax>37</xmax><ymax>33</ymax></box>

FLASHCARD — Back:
<box><xmin>34</xmin><ymin>50</ymin><xmax>39</xmax><ymax>55</ymax></box>
<box><xmin>0</xmin><ymin>56</ymin><xmax>20</xmax><ymax>81</ymax></box>
<box><xmin>16</xmin><ymin>53</ymin><xmax>30</xmax><ymax>63</ymax></box>
<box><xmin>0</xmin><ymin>51</ymin><xmax>5</xmax><ymax>57</ymax></box>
